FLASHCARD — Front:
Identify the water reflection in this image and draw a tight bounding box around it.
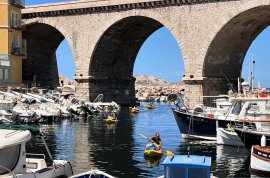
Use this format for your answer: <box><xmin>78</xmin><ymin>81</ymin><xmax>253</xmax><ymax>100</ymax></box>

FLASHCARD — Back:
<box><xmin>144</xmin><ymin>156</ymin><xmax>162</xmax><ymax>168</ymax></box>
<box><xmin>26</xmin><ymin>103</ymin><xmax>262</xmax><ymax>178</ymax></box>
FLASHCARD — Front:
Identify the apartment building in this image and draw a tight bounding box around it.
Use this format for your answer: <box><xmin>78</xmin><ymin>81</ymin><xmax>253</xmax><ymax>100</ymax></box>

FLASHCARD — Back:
<box><xmin>0</xmin><ymin>0</ymin><xmax>26</xmax><ymax>86</ymax></box>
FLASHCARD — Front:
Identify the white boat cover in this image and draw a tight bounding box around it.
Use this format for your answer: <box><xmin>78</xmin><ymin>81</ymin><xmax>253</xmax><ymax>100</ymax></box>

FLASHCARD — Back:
<box><xmin>0</xmin><ymin>129</ymin><xmax>31</xmax><ymax>149</ymax></box>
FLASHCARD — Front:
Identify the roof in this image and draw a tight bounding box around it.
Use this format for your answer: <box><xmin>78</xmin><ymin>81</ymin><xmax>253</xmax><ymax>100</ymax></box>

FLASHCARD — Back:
<box><xmin>162</xmin><ymin>155</ymin><xmax>211</xmax><ymax>168</ymax></box>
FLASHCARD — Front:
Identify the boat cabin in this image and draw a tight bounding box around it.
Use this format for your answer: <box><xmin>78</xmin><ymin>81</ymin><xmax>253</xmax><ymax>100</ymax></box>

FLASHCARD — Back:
<box><xmin>0</xmin><ymin>126</ymin><xmax>73</xmax><ymax>178</ymax></box>
<box><xmin>161</xmin><ymin>155</ymin><xmax>211</xmax><ymax>178</ymax></box>
<box><xmin>0</xmin><ymin>129</ymin><xmax>31</xmax><ymax>175</ymax></box>
<box><xmin>228</xmin><ymin>97</ymin><xmax>270</xmax><ymax>131</ymax></box>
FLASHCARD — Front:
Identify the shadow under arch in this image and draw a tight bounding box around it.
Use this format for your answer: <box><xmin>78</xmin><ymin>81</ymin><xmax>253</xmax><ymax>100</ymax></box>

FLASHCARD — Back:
<box><xmin>88</xmin><ymin>16</ymin><xmax>170</xmax><ymax>104</ymax></box>
<box><xmin>202</xmin><ymin>6</ymin><xmax>270</xmax><ymax>96</ymax></box>
<box><xmin>23</xmin><ymin>23</ymin><xmax>73</xmax><ymax>88</ymax></box>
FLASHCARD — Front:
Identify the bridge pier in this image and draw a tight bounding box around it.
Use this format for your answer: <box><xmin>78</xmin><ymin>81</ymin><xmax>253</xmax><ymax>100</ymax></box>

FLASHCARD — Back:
<box><xmin>183</xmin><ymin>77</ymin><xmax>237</xmax><ymax>108</ymax></box>
<box><xmin>75</xmin><ymin>76</ymin><xmax>136</xmax><ymax>105</ymax></box>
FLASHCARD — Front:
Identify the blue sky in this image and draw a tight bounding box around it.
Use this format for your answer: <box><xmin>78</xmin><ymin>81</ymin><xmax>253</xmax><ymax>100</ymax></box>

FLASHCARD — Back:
<box><xmin>26</xmin><ymin>0</ymin><xmax>270</xmax><ymax>87</ymax></box>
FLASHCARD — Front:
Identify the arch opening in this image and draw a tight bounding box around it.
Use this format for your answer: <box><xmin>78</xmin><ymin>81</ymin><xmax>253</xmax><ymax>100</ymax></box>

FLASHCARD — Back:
<box><xmin>22</xmin><ymin>23</ymin><xmax>75</xmax><ymax>88</ymax></box>
<box><xmin>202</xmin><ymin>6</ymin><xmax>270</xmax><ymax>97</ymax></box>
<box><xmin>89</xmin><ymin>16</ymin><xmax>183</xmax><ymax>104</ymax></box>
<box><xmin>204</xmin><ymin>6</ymin><xmax>270</xmax><ymax>79</ymax></box>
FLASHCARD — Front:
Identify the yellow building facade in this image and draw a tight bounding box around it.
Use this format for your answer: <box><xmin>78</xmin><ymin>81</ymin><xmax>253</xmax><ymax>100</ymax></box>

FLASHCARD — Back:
<box><xmin>0</xmin><ymin>0</ymin><xmax>25</xmax><ymax>86</ymax></box>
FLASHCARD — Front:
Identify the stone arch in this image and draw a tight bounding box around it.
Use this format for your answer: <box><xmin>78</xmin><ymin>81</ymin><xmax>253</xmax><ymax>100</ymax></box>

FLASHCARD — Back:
<box><xmin>87</xmin><ymin>10</ymin><xmax>186</xmax><ymax>77</ymax></box>
<box><xmin>87</xmin><ymin>14</ymin><xmax>183</xmax><ymax>103</ymax></box>
<box><xmin>22</xmin><ymin>22</ymin><xmax>75</xmax><ymax>88</ymax></box>
<box><xmin>203</xmin><ymin>1</ymin><xmax>270</xmax><ymax>79</ymax></box>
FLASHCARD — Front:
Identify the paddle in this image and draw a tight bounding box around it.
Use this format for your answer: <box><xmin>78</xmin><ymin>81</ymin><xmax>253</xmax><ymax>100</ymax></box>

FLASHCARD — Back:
<box><xmin>139</xmin><ymin>134</ymin><xmax>174</xmax><ymax>156</ymax></box>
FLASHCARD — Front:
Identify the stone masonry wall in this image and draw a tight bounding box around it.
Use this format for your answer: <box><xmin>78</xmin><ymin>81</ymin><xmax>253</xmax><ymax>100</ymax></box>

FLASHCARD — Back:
<box><xmin>22</xmin><ymin>0</ymin><xmax>270</xmax><ymax>105</ymax></box>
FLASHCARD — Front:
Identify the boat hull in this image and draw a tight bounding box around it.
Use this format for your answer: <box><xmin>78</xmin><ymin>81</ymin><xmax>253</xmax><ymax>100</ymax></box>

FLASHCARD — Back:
<box><xmin>250</xmin><ymin>145</ymin><xmax>270</xmax><ymax>177</ymax></box>
<box><xmin>234</xmin><ymin>128</ymin><xmax>270</xmax><ymax>150</ymax></box>
<box><xmin>69</xmin><ymin>169</ymin><xmax>115</xmax><ymax>178</ymax></box>
<box><xmin>144</xmin><ymin>144</ymin><xmax>163</xmax><ymax>158</ymax></box>
<box><xmin>105</xmin><ymin>118</ymin><xmax>117</xmax><ymax>123</ymax></box>
<box><xmin>216</xmin><ymin>128</ymin><xmax>244</xmax><ymax>146</ymax></box>
<box><xmin>172</xmin><ymin>109</ymin><xmax>238</xmax><ymax>140</ymax></box>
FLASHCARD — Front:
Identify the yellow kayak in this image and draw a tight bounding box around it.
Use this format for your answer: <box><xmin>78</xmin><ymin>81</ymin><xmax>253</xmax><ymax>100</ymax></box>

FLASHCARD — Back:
<box><xmin>105</xmin><ymin>117</ymin><xmax>117</xmax><ymax>123</ymax></box>
<box><xmin>130</xmin><ymin>108</ymin><xmax>139</xmax><ymax>113</ymax></box>
<box><xmin>144</xmin><ymin>143</ymin><xmax>163</xmax><ymax>157</ymax></box>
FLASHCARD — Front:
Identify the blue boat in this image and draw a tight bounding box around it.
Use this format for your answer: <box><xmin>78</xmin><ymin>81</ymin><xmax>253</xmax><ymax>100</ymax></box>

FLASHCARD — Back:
<box><xmin>158</xmin><ymin>155</ymin><xmax>212</xmax><ymax>178</ymax></box>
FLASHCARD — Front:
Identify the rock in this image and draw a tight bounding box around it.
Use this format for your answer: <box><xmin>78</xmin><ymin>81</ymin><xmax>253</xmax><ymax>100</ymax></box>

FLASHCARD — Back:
<box><xmin>135</xmin><ymin>75</ymin><xmax>184</xmax><ymax>101</ymax></box>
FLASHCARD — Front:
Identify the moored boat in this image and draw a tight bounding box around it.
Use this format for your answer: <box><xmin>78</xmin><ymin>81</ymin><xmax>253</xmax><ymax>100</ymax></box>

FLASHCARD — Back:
<box><xmin>0</xmin><ymin>124</ymin><xmax>73</xmax><ymax>178</ymax></box>
<box><xmin>144</xmin><ymin>143</ymin><xmax>163</xmax><ymax>158</ymax></box>
<box><xmin>172</xmin><ymin>96</ymin><xmax>270</xmax><ymax>140</ymax></box>
<box><xmin>250</xmin><ymin>145</ymin><xmax>270</xmax><ymax>177</ymax></box>
<box><xmin>234</xmin><ymin>127</ymin><xmax>270</xmax><ymax>150</ymax></box>
<box><xmin>216</xmin><ymin>127</ymin><xmax>244</xmax><ymax>146</ymax></box>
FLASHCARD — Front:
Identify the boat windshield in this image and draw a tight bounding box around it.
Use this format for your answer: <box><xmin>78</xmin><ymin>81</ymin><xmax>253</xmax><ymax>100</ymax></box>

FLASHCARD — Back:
<box><xmin>231</xmin><ymin>101</ymin><xmax>244</xmax><ymax>115</ymax></box>
<box><xmin>0</xmin><ymin>144</ymin><xmax>21</xmax><ymax>175</ymax></box>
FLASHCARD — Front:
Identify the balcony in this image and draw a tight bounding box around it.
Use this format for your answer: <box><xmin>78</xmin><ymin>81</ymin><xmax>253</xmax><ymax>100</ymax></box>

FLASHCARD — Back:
<box><xmin>11</xmin><ymin>47</ymin><xmax>22</xmax><ymax>56</ymax></box>
<box><xmin>10</xmin><ymin>0</ymin><xmax>25</xmax><ymax>8</ymax></box>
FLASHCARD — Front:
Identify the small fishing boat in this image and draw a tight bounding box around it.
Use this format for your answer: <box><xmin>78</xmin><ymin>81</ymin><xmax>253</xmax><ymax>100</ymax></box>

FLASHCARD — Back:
<box><xmin>250</xmin><ymin>145</ymin><xmax>270</xmax><ymax>177</ymax></box>
<box><xmin>69</xmin><ymin>169</ymin><xmax>115</xmax><ymax>178</ymax></box>
<box><xmin>158</xmin><ymin>154</ymin><xmax>212</xmax><ymax>178</ymax></box>
<box><xmin>144</xmin><ymin>143</ymin><xmax>163</xmax><ymax>158</ymax></box>
<box><xmin>216</xmin><ymin>127</ymin><xmax>244</xmax><ymax>147</ymax></box>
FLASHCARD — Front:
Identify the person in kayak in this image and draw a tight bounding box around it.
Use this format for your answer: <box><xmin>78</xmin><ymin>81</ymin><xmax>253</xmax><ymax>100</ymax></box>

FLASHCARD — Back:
<box><xmin>149</xmin><ymin>133</ymin><xmax>162</xmax><ymax>150</ymax></box>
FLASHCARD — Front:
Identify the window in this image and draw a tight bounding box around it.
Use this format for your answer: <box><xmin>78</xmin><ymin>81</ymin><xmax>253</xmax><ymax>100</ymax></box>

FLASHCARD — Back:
<box><xmin>4</xmin><ymin>69</ymin><xmax>9</xmax><ymax>80</ymax></box>
<box><xmin>0</xmin><ymin>144</ymin><xmax>21</xmax><ymax>175</ymax></box>
<box><xmin>231</xmin><ymin>101</ymin><xmax>243</xmax><ymax>115</ymax></box>
<box><xmin>22</xmin><ymin>39</ymin><xmax>27</xmax><ymax>55</ymax></box>
<box><xmin>0</xmin><ymin>68</ymin><xmax>3</xmax><ymax>80</ymax></box>
<box><xmin>12</xmin><ymin>36</ymin><xmax>19</xmax><ymax>48</ymax></box>
<box><xmin>11</xmin><ymin>12</ymin><xmax>20</xmax><ymax>28</ymax></box>
<box><xmin>12</xmin><ymin>36</ymin><xmax>20</xmax><ymax>54</ymax></box>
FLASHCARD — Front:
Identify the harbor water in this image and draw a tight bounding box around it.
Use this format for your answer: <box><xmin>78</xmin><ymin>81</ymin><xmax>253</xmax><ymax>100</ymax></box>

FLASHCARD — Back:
<box><xmin>27</xmin><ymin>102</ymin><xmax>257</xmax><ymax>178</ymax></box>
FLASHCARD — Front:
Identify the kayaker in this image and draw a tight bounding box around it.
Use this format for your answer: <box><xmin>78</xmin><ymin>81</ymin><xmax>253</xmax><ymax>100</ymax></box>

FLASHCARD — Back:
<box><xmin>149</xmin><ymin>133</ymin><xmax>162</xmax><ymax>150</ymax></box>
<box><xmin>109</xmin><ymin>112</ymin><xmax>118</xmax><ymax>121</ymax></box>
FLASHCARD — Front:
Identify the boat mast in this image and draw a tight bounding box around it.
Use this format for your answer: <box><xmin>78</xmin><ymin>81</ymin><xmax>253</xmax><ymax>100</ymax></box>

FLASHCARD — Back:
<box><xmin>251</xmin><ymin>60</ymin><xmax>255</xmax><ymax>93</ymax></box>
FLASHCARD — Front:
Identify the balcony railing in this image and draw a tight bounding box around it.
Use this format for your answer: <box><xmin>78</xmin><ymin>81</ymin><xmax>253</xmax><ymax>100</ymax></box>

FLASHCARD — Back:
<box><xmin>11</xmin><ymin>47</ymin><xmax>21</xmax><ymax>55</ymax></box>
<box><xmin>10</xmin><ymin>0</ymin><xmax>25</xmax><ymax>8</ymax></box>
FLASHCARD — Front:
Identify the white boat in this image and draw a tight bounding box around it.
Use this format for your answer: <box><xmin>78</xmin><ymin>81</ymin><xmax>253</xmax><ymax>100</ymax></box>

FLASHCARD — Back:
<box><xmin>0</xmin><ymin>124</ymin><xmax>73</xmax><ymax>178</ymax></box>
<box><xmin>26</xmin><ymin>92</ymin><xmax>55</xmax><ymax>103</ymax></box>
<box><xmin>172</xmin><ymin>95</ymin><xmax>270</xmax><ymax>141</ymax></box>
<box><xmin>250</xmin><ymin>145</ymin><xmax>270</xmax><ymax>177</ymax></box>
<box><xmin>69</xmin><ymin>169</ymin><xmax>115</xmax><ymax>178</ymax></box>
<box><xmin>216</xmin><ymin>127</ymin><xmax>244</xmax><ymax>147</ymax></box>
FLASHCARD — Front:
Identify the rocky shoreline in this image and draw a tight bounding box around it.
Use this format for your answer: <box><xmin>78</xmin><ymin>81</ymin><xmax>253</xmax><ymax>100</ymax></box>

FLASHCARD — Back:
<box><xmin>135</xmin><ymin>75</ymin><xmax>184</xmax><ymax>101</ymax></box>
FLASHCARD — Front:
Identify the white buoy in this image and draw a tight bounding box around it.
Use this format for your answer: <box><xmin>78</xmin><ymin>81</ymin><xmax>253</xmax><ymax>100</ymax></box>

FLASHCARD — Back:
<box><xmin>261</xmin><ymin>135</ymin><xmax>266</xmax><ymax>146</ymax></box>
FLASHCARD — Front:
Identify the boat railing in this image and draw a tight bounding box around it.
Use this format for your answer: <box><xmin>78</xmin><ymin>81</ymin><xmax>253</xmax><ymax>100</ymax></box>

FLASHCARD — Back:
<box><xmin>0</xmin><ymin>164</ymin><xmax>16</xmax><ymax>177</ymax></box>
<box><xmin>93</xmin><ymin>94</ymin><xmax>104</xmax><ymax>103</ymax></box>
<box><xmin>26</xmin><ymin>153</ymin><xmax>46</xmax><ymax>160</ymax></box>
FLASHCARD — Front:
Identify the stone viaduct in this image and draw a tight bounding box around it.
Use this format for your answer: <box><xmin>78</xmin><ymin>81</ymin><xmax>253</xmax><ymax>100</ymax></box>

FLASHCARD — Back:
<box><xmin>21</xmin><ymin>0</ymin><xmax>270</xmax><ymax>105</ymax></box>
